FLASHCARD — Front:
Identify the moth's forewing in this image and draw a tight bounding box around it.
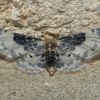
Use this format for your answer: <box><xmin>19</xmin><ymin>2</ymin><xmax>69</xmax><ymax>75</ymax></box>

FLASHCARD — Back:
<box><xmin>0</xmin><ymin>29</ymin><xmax>46</xmax><ymax>72</ymax></box>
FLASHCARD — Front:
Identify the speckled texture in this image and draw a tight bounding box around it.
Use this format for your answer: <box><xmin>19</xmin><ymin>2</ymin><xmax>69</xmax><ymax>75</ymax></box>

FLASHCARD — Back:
<box><xmin>0</xmin><ymin>0</ymin><xmax>100</xmax><ymax>100</ymax></box>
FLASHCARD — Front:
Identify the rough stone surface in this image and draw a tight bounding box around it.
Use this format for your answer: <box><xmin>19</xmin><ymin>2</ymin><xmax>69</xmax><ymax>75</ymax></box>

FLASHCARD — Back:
<box><xmin>0</xmin><ymin>0</ymin><xmax>100</xmax><ymax>100</ymax></box>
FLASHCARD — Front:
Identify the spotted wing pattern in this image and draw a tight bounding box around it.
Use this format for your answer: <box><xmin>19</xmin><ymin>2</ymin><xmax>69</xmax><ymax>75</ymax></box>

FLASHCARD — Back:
<box><xmin>0</xmin><ymin>29</ymin><xmax>45</xmax><ymax>72</ymax></box>
<box><xmin>15</xmin><ymin>52</ymin><xmax>46</xmax><ymax>72</ymax></box>
<box><xmin>57</xmin><ymin>29</ymin><xmax>100</xmax><ymax>71</ymax></box>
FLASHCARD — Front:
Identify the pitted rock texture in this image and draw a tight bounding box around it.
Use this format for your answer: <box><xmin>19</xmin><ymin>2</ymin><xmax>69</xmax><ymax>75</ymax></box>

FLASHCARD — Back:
<box><xmin>0</xmin><ymin>0</ymin><xmax>100</xmax><ymax>38</ymax></box>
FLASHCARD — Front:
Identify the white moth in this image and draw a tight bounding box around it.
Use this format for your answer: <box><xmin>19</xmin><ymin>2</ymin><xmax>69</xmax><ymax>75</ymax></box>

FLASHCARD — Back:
<box><xmin>0</xmin><ymin>29</ymin><xmax>100</xmax><ymax>76</ymax></box>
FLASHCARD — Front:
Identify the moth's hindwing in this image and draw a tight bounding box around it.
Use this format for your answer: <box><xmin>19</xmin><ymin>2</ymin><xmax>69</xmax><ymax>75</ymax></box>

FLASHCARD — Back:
<box><xmin>15</xmin><ymin>52</ymin><xmax>46</xmax><ymax>72</ymax></box>
<box><xmin>57</xmin><ymin>29</ymin><xmax>100</xmax><ymax>71</ymax></box>
<box><xmin>56</xmin><ymin>46</ymin><xmax>86</xmax><ymax>71</ymax></box>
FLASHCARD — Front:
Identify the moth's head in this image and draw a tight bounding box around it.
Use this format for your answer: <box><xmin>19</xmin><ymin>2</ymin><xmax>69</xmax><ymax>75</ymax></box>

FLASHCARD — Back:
<box><xmin>43</xmin><ymin>38</ymin><xmax>57</xmax><ymax>44</ymax></box>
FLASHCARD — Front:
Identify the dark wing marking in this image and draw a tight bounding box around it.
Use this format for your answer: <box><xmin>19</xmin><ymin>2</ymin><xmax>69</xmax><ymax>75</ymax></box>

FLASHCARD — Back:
<box><xmin>0</xmin><ymin>29</ymin><xmax>43</xmax><ymax>61</ymax></box>
<box><xmin>58</xmin><ymin>32</ymin><xmax>85</xmax><ymax>51</ymax></box>
<box><xmin>15</xmin><ymin>52</ymin><xmax>46</xmax><ymax>72</ymax></box>
<box><xmin>13</xmin><ymin>33</ymin><xmax>42</xmax><ymax>51</ymax></box>
<box><xmin>57</xmin><ymin>29</ymin><xmax>100</xmax><ymax>71</ymax></box>
<box><xmin>56</xmin><ymin>52</ymin><xmax>86</xmax><ymax>71</ymax></box>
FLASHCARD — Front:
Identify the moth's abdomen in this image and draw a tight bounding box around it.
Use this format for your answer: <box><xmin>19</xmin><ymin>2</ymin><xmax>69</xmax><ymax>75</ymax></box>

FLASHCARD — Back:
<box><xmin>45</xmin><ymin>51</ymin><xmax>56</xmax><ymax>66</ymax></box>
<box><xmin>45</xmin><ymin>51</ymin><xmax>56</xmax><ymax>76</ymax></box>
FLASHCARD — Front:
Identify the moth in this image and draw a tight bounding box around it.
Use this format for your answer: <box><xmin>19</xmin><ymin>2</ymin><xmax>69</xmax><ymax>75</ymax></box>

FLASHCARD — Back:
<box><xmin>0</xmin><ymin>28</ymin><xmax>100</xmax><ymax>76</ymax></box>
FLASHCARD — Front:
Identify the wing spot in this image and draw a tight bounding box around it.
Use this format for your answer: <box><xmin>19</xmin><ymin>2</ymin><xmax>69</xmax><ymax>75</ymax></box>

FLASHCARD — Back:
<box><xmin>68</xmin><ymin>54</ymin><xmax>71</xmax><ymax>57</ymax></box>
<box><xmin>29</xmin><ymin>55</ymin><xmax>33</xmax><ymax>58</ymax></box>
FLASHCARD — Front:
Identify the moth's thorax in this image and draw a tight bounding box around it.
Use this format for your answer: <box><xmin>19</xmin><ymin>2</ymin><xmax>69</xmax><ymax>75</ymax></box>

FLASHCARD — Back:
<box><xmin>43</xmin><ymin>38</ymin><xmax>57</xmax><ymax>52</ymax></box>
